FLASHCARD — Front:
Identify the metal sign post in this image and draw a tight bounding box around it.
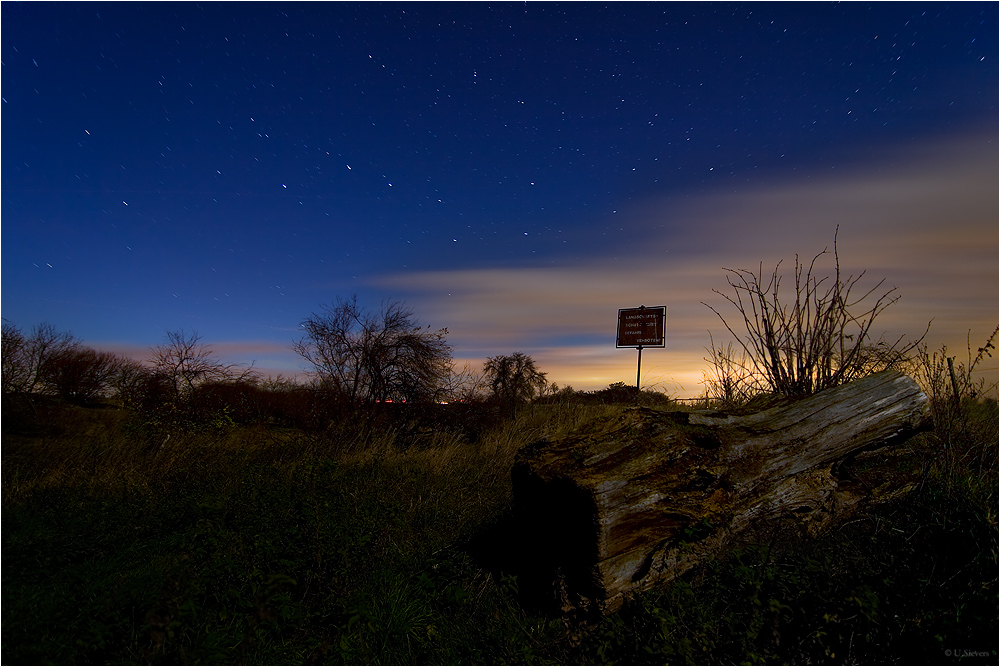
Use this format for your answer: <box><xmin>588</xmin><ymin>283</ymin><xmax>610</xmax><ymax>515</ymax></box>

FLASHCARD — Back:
<box><xmin>636</xmin><ymin>344</ymin><xmax>643</xmax><ymax>389</ymax></box>
<box><xmin>616</xmin><ymin>305</ymin><xmax>666</xmax><ymax>392</ymax></box>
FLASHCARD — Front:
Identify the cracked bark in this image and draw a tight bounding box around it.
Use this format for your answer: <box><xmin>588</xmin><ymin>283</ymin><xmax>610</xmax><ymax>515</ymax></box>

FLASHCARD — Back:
<box><xmin>511</xmin><ymin>370</ymin><xmax>932</xmax><ymax>616</ymax></box>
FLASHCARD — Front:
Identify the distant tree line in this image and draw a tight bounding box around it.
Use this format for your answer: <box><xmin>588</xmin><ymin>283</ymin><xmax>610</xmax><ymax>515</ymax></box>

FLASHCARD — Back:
<box><xmin>2</xmin><ymin>321</ymin><xmax>130</xmax><ymax>404</ymax></box>
<box><xmin>2</xmin><ymin>296</ymin><xmax>589</xmax><ymax>434</ymax></box>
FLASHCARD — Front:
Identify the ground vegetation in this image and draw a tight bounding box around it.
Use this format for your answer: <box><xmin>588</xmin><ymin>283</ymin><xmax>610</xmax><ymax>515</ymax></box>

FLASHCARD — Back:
<box><xmin>2</xmin><ymin>301</ymin><xmax>995</xmax><ymax>664</ymax></box>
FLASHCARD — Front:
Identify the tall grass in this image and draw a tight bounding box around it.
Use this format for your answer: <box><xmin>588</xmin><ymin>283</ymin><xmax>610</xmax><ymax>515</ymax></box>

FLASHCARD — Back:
<box><xmin>3</xmin><ymin>390</ymin><xmax>996</xmax><ymax>664</ymax></box>
<box><xmin>2</xmin><ymin>398</ymin><xmax>617</xmax><ymax>664</ymax></box>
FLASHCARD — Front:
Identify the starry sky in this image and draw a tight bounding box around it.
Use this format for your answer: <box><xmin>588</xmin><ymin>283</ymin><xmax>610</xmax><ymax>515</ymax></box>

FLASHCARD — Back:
<box><xmin>3</xmin><ymin>2</ymin><xmax>997</xmax><ymax>395</ymax></box>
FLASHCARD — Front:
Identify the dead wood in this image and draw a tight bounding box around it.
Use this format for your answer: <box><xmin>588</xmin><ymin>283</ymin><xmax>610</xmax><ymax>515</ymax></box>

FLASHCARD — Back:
<box><xmin>511</xmin><ymin>370</ymin><xmax>932</xmax><ymax>615</ymax></box>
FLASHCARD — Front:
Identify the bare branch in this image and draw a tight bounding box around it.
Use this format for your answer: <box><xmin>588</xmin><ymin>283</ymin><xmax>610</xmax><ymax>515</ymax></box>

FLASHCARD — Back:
<box><xmin>703</xmin><ymin>228</ymin><xmax>925</xmax><ymax>398</ymax></box>
<box><xmin>148</xmin><ymin>330</ymin><xmax>250</xmax><ymax>399</ymax></box>
<box><xmin>294</xmin><ymin>295</ymin><xmax>452</xmax><ymax>407</ymax></box>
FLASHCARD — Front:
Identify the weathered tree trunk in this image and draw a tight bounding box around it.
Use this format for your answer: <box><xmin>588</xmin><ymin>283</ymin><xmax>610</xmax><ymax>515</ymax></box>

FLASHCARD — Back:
<box><xmin>511</xmin><ymin>370</ymin><xmax>932</xmax><ymax>616</ymax></box>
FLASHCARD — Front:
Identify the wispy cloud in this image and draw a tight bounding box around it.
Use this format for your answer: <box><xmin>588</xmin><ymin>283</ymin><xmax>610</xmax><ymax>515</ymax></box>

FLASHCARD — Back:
<box><xmin>92</xmin><ymin>130</ymin><xmax>996</xmax><ymax>395</ymax></box>
<box><xmin>375</xmin><ymin>128</ymin><xmax>998</xmax><ymax>395</ymax></box>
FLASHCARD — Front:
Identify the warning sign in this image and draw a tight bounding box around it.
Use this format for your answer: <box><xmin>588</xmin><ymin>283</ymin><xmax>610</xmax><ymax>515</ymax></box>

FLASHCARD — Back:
<box><xmin>616</xmin><ymin>306</ymin><xmax>665</xmax><ymax>348</ymax></box>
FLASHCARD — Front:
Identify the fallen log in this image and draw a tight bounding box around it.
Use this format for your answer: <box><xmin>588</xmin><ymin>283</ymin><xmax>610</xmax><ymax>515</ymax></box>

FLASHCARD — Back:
<box><xmin>511</xmin><ymin>370</ymin><xmax>932</xmax><ymax>616</ymax></box>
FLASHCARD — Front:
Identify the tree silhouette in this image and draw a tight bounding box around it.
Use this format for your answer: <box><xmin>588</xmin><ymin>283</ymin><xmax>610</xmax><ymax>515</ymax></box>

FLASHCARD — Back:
<box><xmin>294</xmin><ymin>295</ymin><xmax>452</xmax><ymax>407</ymax></box>
<box><xmin>1</xmin><ymin>321</ymin><xmax>77</xmax><ymax>395</ymax></box>
<box><xmin>483</xmin><ymin>352</ymin><xmax>548</xmax><ymax>409</ymax></box>
<box><xmin>148</xmin><ymin>330</ymin><xmax>255</xmax><ymax>400</ymax></box>
<box><xmin>42</xmin><ymin>347</ymin><xmax>123</xmax><ymax>404</ymax></box>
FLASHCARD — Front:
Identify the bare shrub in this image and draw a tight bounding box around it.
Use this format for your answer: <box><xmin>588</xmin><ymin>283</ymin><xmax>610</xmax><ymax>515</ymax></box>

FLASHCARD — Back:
<box><xmin>703</xmin><ymin>230</ymin><xmax>926</xmax><ymax>399</ymax></box>
<box><xmin>1</xmin><ymin>322</ymin><xmax>77</xmax><ymax>395</ymax></box>
<box><xmin>441</xmin><ymin>361</ymin><xmax>489</xmax><ymax>403</ymax></box>
<box><xmin>110</xmin><ymin>357</ymin><xmax>151</xmax><ymax>407</ymax></box>
<box><xmin>148</xmin><ymin>329</ymin><xmax>257</xmax><ymax>400</ymax></box>
<box><xmin>2</xmin><ymin>320</ymin><xmax>28</xmax><ymax>394</ymax></box>
<box><xmin>702</xmin><ymin>332</ymin><xmax>768</xmax><ymax>408</ymax></box>
<box><xmin>133</xmin><ymin>330</ymin><xmax>259</xmax><ymax>432</ymax></box>
<box><xmin>41</xmin><ymin>346</ymin><xmax>124</xmax><ymax>404</ymax></box>
<box><xmin>254</xmin><ymin>376</ymin><xmax>337</xmax><ymax>430</ymax></box>
<box><xmin>191</xmin><ymin>381</ymin><xmax>267</xmax><ymax>425</ymax></box>
<box><xmin>294</xmin><ymin>295</ymin><xmax>452</xmax><ymax>408</ymax></box>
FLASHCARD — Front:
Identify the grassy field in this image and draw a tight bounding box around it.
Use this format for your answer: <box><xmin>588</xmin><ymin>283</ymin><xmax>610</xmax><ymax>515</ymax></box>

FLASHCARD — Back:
<box><xmin>3</xmin><ymin>393</ymin><xmax>997</xmax><ymax>665</ymax></box>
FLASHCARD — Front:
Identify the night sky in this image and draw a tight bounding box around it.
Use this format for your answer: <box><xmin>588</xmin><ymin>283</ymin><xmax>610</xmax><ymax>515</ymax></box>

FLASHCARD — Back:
<box><xmin>3</xmin><ymin>2</ymin><xmax>997</xmax><ymax>394</ymax></box>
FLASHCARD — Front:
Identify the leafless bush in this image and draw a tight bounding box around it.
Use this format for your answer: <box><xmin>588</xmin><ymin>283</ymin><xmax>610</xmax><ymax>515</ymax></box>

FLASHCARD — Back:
<box><xmin>41</xmin><ymin>346</ymin><xmax>124</xmax><ymax>404</ymax></box>
<box><xmin>2</xmin><ymin>320</ymin><xmax>28</xmax><ymax>394</ymax></box>
<box><xmin>110</xmin><ymin>357</ymin><xmax>151</xmax><ymax>407</ymax></box>
<box><xmin>1</xmin><ymin>321</ymin><xmax>78</xmax><ymax>395</ymax></box>
<box><xmin>703</xmin><ymin>230</ymin><xmax>926</xmax><ymax>399</ymax></box>
<box><xmin>191</xmin><ymin>380</ymin><xmax>267</xmax><ymax>424</ymax></box>
<box><xmin>441</xmin><ymin>361</ymin><xmax>489</xmax><ymax>403</ymax></box>
<box><xmin>294</xmin><ymin>295</ymin><xmax>452</xmax><ymax>407</ymax></box>
<box><xmin>148</xmin><ymin>329</ymin><xmax>257</xmax><ymax>401</ymax></box>
<box><xmin>702</xmin><ymin>332</ymin><xmax>769</xmax><ymax>408</ymax></box>
<box><xmin>125</xmin><ymin>330</ymin><xmax>261</xmax><ymax>433</ymax></box>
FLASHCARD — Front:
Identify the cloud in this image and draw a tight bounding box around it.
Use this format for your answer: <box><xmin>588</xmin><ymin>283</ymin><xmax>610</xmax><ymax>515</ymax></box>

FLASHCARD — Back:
<box><xmin>374</xmin><ymin>128</ymin><xmax>998</xmax><ymax>394</ymax></box>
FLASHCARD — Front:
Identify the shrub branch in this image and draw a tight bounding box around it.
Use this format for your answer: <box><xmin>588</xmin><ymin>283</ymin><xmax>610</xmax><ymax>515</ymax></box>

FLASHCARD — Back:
<box><xmin>703</xmin><ymin>229</ymin><xmax>926</xmax><ymax>399</ymax></box>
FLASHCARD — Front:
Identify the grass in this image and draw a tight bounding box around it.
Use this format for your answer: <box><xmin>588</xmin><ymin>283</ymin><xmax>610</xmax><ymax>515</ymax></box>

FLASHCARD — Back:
<box><xmin>574</xmin><ymin>485</ymin><xmax>996</xmax><ymax>665</ymax></box>
<box><xmin>2</xmin><ymin>394</ymin><xmax>997</xmax><ymax>665</ymax></box>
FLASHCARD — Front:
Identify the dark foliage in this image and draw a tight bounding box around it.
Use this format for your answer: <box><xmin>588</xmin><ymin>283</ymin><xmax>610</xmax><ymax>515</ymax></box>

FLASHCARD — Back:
<box><xmin>41</xmin><ymin>346</ymin><xmax>123</xmax><ymax>405</ymax></box>
<box><xmin>535</xmin><ymin>381</ymin><xmax>674</xmax><ymax>407</ymax></box>
<box><xmin>294</xmin><ymin>296</ymin><xmax>452</xmax><ymax>408</ymax></box>
<box><xmin>483</xmin><ymin>352</ymin><xmax>549</xmax><ymax>408</ymax></box>
<box><xmin>2</xmin><ymin>315</ymin><xmax>994</xmax><ymax>665</ymax></box>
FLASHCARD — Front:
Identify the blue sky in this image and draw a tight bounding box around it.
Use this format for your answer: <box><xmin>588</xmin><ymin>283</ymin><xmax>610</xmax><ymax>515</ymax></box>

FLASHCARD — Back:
<box><xmin>3</xmin><ymin>2</ymin><xmax>996</xmax><ymax>393</ymax></box>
